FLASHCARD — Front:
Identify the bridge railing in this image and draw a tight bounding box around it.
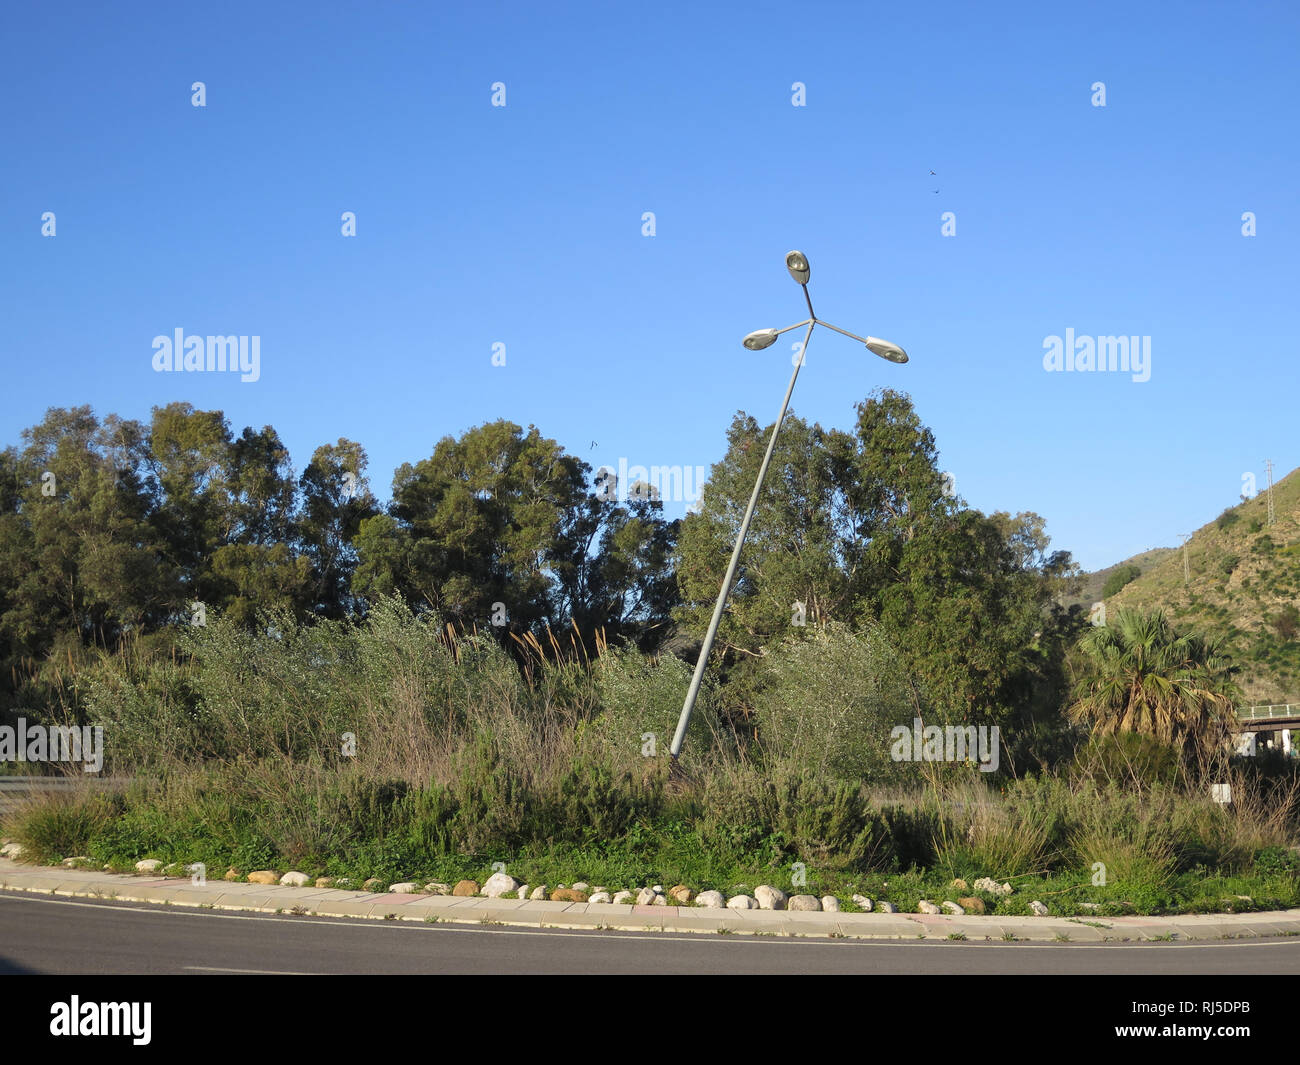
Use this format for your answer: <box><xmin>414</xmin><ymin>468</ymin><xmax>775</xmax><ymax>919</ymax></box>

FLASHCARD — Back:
<box><xmin>1238</xmin><ymin>704</ymin><xmax>1300</xmax><ymax>722</ymax></box>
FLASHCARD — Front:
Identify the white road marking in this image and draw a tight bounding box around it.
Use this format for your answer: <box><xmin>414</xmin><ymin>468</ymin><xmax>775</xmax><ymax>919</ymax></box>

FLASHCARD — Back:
<box><xmin>184</xmin><ymin>965</ymin><xmax>316</xmax><ymax>975</ymax></box>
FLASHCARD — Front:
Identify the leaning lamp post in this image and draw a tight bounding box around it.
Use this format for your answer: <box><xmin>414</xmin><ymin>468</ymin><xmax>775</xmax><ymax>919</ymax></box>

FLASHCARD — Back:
<box><xmin>668</xmin><ymin>250</ymin><xmax>908</xmax><ymax>766</ymax></box>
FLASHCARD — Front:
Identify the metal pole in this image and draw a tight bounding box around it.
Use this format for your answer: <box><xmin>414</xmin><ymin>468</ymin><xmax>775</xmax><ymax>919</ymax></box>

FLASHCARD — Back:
<box><xmin>669</xmin><ymin>317</ymin><xmax>817</xmax><ymax>760</ymax></box>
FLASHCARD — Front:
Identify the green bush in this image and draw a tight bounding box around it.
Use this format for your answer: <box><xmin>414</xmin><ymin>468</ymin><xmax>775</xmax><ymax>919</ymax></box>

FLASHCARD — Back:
<box><xmin>751</xmin><ymin>623</ymin><xmax>915</xmax><ymax>783</ymax></box>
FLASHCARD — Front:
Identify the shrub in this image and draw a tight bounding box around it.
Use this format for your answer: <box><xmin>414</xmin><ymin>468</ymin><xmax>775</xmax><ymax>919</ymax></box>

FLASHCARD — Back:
<box><xmin>751</xmin><ymin>623</ymin><xmax>916</xmax><ymax>783</ymax></box>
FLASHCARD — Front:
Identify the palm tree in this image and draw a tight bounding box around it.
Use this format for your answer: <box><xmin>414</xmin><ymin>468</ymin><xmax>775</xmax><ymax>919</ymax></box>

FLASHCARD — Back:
<box><xmin>1068</xmin><ymin>608</ymin><xmax>1240</xmax><ymax>761</ymax></box>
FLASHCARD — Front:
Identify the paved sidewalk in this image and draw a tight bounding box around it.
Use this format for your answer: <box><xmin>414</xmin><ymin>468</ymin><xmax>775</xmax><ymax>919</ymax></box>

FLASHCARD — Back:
<box><xmin>3</xmin><ymin>858</ymin><xmax>1299</xmax><ymax>942</ymax></box>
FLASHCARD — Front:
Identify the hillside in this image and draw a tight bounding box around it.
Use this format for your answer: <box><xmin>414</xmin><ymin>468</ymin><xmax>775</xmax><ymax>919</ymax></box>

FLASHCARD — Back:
<box><xmin>1105</xmin><ymin>466</ymin><xmax>1300</xmax><ymax>704</ymax></box>
<box><xmin>1063</xmin><ymin>546</ymin><xmax>1175</xmax><ymax>610</ymax></box>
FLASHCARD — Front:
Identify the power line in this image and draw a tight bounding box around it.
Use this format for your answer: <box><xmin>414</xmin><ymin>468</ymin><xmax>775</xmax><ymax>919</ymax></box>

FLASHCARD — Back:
<box><xmin>1264</xmin><ymin>458</ymin><xmax>1276</xmax><ymax>526</ymax></box>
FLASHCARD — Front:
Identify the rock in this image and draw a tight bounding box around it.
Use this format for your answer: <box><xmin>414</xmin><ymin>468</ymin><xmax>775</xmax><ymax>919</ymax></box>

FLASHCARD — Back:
<box><xmin>942</xmin><ymin>901</ymin><xmax>965</xmax><ymax>915</ymax></box>
<box><xmin>279</xmin><ymin>871</ymin><xmax>310</xmax><ymax>887</ymax></box>
<box><xmin>726</xmin><ymin>894</ymin><xmax>755</xmax><ymax>910</ymax></box>
<box><xmin>788</xmin><ymin>895</ymin><xmax>822</xmax><ymax>912</ymax></box>
<box><xmin>635</xmin><ymin>887</ymin><xmax>659</xmax><ymax>906</ymax></box>
<box><xmin>389</xmin><ymin>882</ymin><xmax>419</xmax><ymax>894</ymax></box>
<box><xmin>425</xmin><ymin>882</ymin><xmax>451</xmax><ymax>895</ymax></box>
<box><xmin>695</xmin><ymin>890</ymin><xmax>726</xmax><ymax>908</ymax></box>
<box><xmin>451</xmin><ymin>879</ymin><xmax>480</xmax><ymax>896</ymax></box>
<box><xmin>1078</xmin><ymin>902</ymin><xmax>1100</xmax><ymax>912</ymax></box>
<box><xmin>550</xmin><ymin>887</ymin><xmax>589</xmax><ymax>903</ymax></box>
<box><xmin>224</xmin><ymin>868</ymin><xmax>241</xmax><ymax>881</ymax></box>
<box><xmin>877</xmin><ymin>901</ymin><xmax>897</xmax><ymax>913</ymax></box>
<box><xmin>651</xmin><ymin>893</ymin><xmax>668</xmax><ymax>906</ymax></box>
<box><xmin>62</xmin><ymin>856</ymin><xmax>89</xmax><ymax>868</ymax></box>
<box><xmin>362</xmin><ymin>878</ymin><xmax>386</xmax><ymax>892</ymax></box>
<box><xmin>334</xmin><ymin>878</ymin><xmax>355</xmax><ymax>890</ymax></box>
<box><xmin>821</xmin><ymin>896</ymin><xmax>840</xmax><ymax>912</ymax></box>
<box><xmin>611</xmin><ymin>890</ymin><xmax>634</xmax><ymax>905</ymax></box>
<box><xmin>1029</xmin><ymin>900</ymin><xmax>1050</xmax><ymax>916</ymax></box>
<box><xmin>589</xmin><ymin>892</ymin><xmax>611</xmax><ymax>904</ymax></box>
<box><xmin>571</xmin><ymin>881</ymin><xmax>590</xmax><ymax>893</ymax></box>
<box><xmin>482</xmin><ymin>871</ymin><xmax>520</xmax><ymax>898</ymax></box>
<box><xmin>529</xmin><ymin>885</ymin><xmax>548</xmax><ymax>900</ymax></box>
<box><xmin>314</xmin><ymin>877</ymin><xmax>334</xmax><ymax>888</ymax></box>
<box><xmin>1001</xmin><ymin>883</ymin><xmax>1013</xmax><ymax>895</ymax></box>
<box><xmin>651</xmin><ymin>884</ymin><xmax>664</xmax><ymax>893</ymax></box>
<box><xmin>973</xmin><ymin>877</ymin><xmax>1013</xmax><ymax>896</ymax></box>
<box><xmin>0</xmin><ymin>842</ymin><xmax>20</xmax><ymax>859</ymax></box>
<box><xmin>851</xmin><ymin>894</ymin><xmax>873</xmax><ymax>911</ymax></box>
<box><xmin>754</xmin><ymin>885</ymin><xmax>787</xmax><ymax>910</ymax></box>
<box><xmin>917</xmin><ymin>900</ymin><xmax>942</xmax><ymax>915</ymax></box>
<box><xmin>958</xmin><ymin>896</ymin><xmax>986</xmax><ymax>914</ymax></box>
<box><xmin>592</xmin><ymin>887</ymin><xmax>606</xmax><ymax>895</ymax></box>
<box><xmin>516</xmin><ymin>885</ymin><xmax>530</xmax><ymax>899</ymax></box>
<box><xmin>950</xmin><ymin>878</ymin><xmax>969</xmax><ymax>891</ymax></box>
<box><xmin>135</xmin><ymin>859</ymin><xmax>163</xmax><ymax>873</ymax></box>
<box><xmin>668</xmin><ymin>884</ymin><xmax>694</xmax><ymax>904</ymax></box>
<box><xmin>248</xmin><ymin>870</ymin><xmax>279</xmax><ymax>885</ymax></box>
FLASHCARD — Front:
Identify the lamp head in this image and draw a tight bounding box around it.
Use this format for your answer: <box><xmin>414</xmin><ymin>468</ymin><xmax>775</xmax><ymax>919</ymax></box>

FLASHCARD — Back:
<box><xmin>865</xmin><ymin>337</ymin><xmax>908</xmax><ymax>364</ymax></box>
<box><xmin>785</xmin><ymin>250</ymin><xmax>810</xmax><ymax>285</ymax></box>
<box><xmin>742</xmin><ymin>328</ymin><xmax>779</xmax><ymax>351</ymax></box>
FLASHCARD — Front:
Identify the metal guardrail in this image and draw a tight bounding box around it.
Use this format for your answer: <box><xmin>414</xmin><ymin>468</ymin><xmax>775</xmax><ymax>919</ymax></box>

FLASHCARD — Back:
<box><xmin>1238</xmin><ymin>705</ymin><xmax>1300</xmax><ymax>722</ymax></box>
<box><xmin>0</xmin><ymin>776</ymin><xmax>126</xmax><ymax>814</ymax></box>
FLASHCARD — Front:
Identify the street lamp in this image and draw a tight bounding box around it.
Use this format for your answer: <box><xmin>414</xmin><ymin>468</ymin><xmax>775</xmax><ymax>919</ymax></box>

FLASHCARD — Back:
<box><xmin>668</xmin><ymin>250</ymin><xmax>908</xmax><ymax>765</ymax></box>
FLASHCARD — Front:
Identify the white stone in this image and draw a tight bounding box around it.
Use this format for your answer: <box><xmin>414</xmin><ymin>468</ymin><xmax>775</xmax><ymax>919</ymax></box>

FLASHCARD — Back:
<box><xmin>482</xmin><ymin>871</ymin><xmax>520</xmax><ymax>898</ymax></box>
<box><xmin>589</xmin><ymin>892</ymin><xmax>611</xmax><ymax>904</ymax></box>
<box><xmin>389</xmin><ymin>882</ymin><xmax>419</xmax><ymax>894</ymax></box>
<box><xmin>279</xmin><ymin>871</ymin><xmax>310</xmax><ymax>887</ymax></box>
<box><xmin>135</xmin><ymin>859</ymin><xmax>162</xmax><ymax>873</ymax></box>
<box><xmin>821</xmin><ymin>896</ymin><xmax>840</xmax><ymax>912</ymax></box>
<box><xmin>651</xmin><ymin>893</ymin><xmax>668</xmax><ymax>906</ymax></box>
<box><xmin>851</xmin><ymin>894</ymin><xmax>873</xmax><ymax>911</ymax></box>
<box><xmin>611</xmin><ymin>890</ymin><xmax>634</xmax><ymax>905</ymax></box>
<box><xmin>424</xmin><ymin>882</ymin><xmax>451</xmax><ymax>895</ymax></box>
<box><xmin>571</xmin><ymin>881</ymin><xmax>590</xmax><ymax>893</ymax></box>
<box><xmin>788</xmin><ymin>894</ymin><xmax>822</xmax><ymax>911</ymax></box>
<box><xmin>917</xmin><ymin>900</ymin><xmax>942</xmax><ymax>914</ymax></box>
<box><xmin>942</xmin><ymin>901</ymin><xmax>965</xmax><ymax>915</ymax></box>
<box><xmin>726</xmin><ymin>894</ymin><xmax>755</xmax><ymax>910</ymax></box>
<box><xmin>754</xmin><ymin>885</ymin><xmax>787</xmax><ymax>910</ymax></box>
<box><xmin>651</xmin><ymin>884</ymin><xmax>664</xmax><ymax>893</ymax></box>
<box><xmin>1029</xmin><ymin>900</ymin><xmax>1050</xmax><ymax>916</ymax></box>
<box><xmin>529</xmin><ymin>885</ymin><xmax>548</xmax><ymax>900</ymax></box>
<box><xmin>0</xmin><ymin>842</ymin><xmax>22</xmax><ymax>859</ymax></box>
<box><xmin>877</xmin><ymin>901</ymin><xmax>897</xmax><ymax>913</ymax></box>
<box><xmin>695</xmin><ymin>890</ymin><xmax>726</xmax><ymax>908</ymax></box>
<box><xmin>635</xmin><ymin>887</ymin><xmax>658</xmax><ymax>906</ymax></box>
<box><xmin>516</xmin><ymin>884</ymin><xmax>530</xmax><ymax>899</ymax></box>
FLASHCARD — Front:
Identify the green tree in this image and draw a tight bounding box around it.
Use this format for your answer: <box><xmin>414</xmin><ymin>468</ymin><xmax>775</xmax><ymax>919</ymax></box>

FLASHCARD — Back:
<box><xmin>1102</xmin><ymin>563</ymin><xmax>1142</xmax><ymax>598</ymax></box>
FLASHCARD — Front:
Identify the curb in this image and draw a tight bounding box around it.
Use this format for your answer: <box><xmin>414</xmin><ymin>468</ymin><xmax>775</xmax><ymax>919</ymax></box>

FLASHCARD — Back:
<box><xmin>4</xmin><ymin>860</ymin><xmax>1300</xmax><ymax>942</ymax></box>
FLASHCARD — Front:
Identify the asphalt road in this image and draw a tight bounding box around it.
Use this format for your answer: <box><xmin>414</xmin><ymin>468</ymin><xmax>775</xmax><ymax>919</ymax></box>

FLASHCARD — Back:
<box><xmin>4</xmin><ymin>890</ymin><xmax>1300</xmax><ymax>975</ymax></box>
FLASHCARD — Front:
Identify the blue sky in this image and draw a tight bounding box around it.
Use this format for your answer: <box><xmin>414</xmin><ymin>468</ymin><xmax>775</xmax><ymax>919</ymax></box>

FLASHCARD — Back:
<box><xmin>2</xmin><ymin>0</ymin><xmax>1296</xmax><ymax>571</ymax></box>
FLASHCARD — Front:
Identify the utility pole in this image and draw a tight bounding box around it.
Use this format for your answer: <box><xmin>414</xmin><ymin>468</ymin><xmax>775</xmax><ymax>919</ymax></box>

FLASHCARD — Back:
<box><xmin>1179</xmin><ymin>533</ymin><xmax>1191</xmax><ymax>585</ymax></box>
<box><xmin>1264</xmin><ymin>458</ymin><xmax>1276</xmax><ymax>526</ymax></box>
